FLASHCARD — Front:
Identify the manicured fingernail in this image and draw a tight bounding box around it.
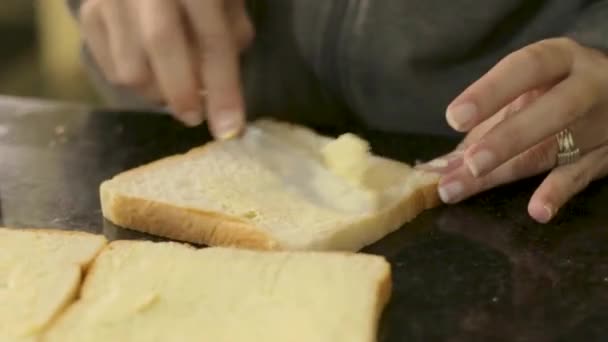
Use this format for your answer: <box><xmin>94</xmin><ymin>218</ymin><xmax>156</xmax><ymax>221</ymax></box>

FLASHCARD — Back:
<box><xmin>447</xmin><ymin>102</ymin><xmax>477</xmax><ymax>131</ymax></box>
<box><xmin>418</xmin><ymin>151</ymin><xmax>465</xmax><ymax>171</ymax></box>
<box><xmin>466</xmin><ymin>149</ymin><xmax>495</xmax><ymax>177</ymax></box>
<box><xmin>438</xmin><ymin>181</ymin><xmax>464</xmax><ymax>203</ymax></box>
<box><xmin>428</xmin><ymin>158</ymin><xmax>449</xmax><ymax>168</ymax></box>
<box><xmin>530</xmin><ymin>203</ymin><xmax>555</xmax><ymax>223</ymax></box>
<box><xmin>542</xmin><ymin>204</ymin><xmax>556</xmax><ymax>222</ymax></box>
<box><xmin>181</xmin><ymin>111</ymin><xmax>204</xmax><ymax>127</ymax></box>
<box><xmin>214</xmin><ymin>111</ymin><xmax>243</xmax><ymax>140</ymax></box>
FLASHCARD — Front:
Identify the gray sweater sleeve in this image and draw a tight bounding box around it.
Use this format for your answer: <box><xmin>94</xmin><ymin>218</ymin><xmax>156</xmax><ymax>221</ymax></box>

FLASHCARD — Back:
<box><xmin>567</xmin><ymin>1</ymin><xmax>608</xmax><ymax>52</ymax></box>
<box><xmin>68</xmin><ymin>0</ymin><xmax>608</xmax><ymax>124</ymax></box>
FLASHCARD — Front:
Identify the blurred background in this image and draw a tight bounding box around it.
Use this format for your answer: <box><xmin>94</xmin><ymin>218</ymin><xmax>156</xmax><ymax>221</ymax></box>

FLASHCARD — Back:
<box><xmin>1</xmin><ymin>0</ymin><xmax>99</xmax><ymax>103</ymax></box>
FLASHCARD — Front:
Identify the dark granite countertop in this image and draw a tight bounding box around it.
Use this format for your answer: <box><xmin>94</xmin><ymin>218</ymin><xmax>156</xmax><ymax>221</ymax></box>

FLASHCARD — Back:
<box><xmin>1</xmin><ymin>96</ymin><xmax>608</xmax><ymax>341</ymax></box>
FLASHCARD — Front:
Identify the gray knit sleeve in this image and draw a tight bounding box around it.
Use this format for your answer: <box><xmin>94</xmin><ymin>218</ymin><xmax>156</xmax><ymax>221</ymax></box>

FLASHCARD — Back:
<box><xmin>567</xmin><ymin>1</ymin><xmax>608</xmax><ymax>52</ymax></box>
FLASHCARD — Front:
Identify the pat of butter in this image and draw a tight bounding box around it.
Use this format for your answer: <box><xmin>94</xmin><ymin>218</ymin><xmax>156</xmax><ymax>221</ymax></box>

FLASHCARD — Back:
<box><xmin>321</xmin><ymin>133</ymin><xmax>371</xmax><ymax>186</ymax></box>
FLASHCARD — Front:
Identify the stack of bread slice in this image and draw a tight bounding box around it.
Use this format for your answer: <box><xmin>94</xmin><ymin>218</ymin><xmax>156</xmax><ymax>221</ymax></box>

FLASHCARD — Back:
<box><xmin>2</xmin><ymin>228</ymin><xmax>391</xmax><ymax>342</ymax></box>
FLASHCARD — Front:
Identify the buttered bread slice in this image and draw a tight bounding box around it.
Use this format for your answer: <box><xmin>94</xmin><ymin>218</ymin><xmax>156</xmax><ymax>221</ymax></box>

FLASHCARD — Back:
<box><xmin>99</xmin><ymin>119</ymin><xmax>439</xmax><ymax>251</ymax></box>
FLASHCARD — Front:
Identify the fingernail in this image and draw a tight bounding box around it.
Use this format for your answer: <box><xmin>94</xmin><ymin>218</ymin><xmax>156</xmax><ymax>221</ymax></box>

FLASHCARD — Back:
<box><xmin>214</xmin><ymin>111</ymin><xmax>243</xmax><ymax>140</ymax></box>
<box><xmin>447</xmin><ymin>102</ymin><xmax>477</xmax><ymax>131</ymax></box>
<box><xmin>181</xmin><ymin>111</ymin><xmax>204</xmax><ymax>127</ymax></box>
<box><xmin>418</xmin><ymin>151</ymin><xmax>464</xmax><ymax>170</ymax></box>
<box><xmin>438</xmin><ymin>181</ymin><xmax>464</xmax><ymax>203</ymax></box>
<box><xmin>542</xmin><ymin>204</ymin><xmax>556</xmax><ymax>223</ymax></box>
<box><xmin>428</xmin><ymin>158</ymin><xmax>449</xmax><ymax>168</ymax></box>
<box><xmin>431</xmin><ymin>151</ymin><xmax>464</xmax><ymax>170</ymax></box>
<box><xmin>530</xmin><ymin>203</ymin><xmax>555</xmax><ymax>223</ymax></box>
<box><xmin>466</xmin><ymin>149</ymin><xmax>495</xmax><ymax>177</ymax></box>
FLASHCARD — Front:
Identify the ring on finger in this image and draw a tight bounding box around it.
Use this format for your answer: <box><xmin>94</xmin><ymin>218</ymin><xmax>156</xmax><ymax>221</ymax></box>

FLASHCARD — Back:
<box><xmin>556</xmin><ymin>128</ymin><xmax>581</xmax><ymax>167</ymax></box>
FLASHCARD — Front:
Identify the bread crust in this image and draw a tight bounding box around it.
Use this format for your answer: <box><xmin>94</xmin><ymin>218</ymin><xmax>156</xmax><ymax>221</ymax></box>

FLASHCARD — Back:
<box><xmin>370</xmin><ymin>260</ymin><xmax>392</xmax><ymax>342</ymax></box>
<box><xmin>101</xmin><ymin>173</ymin><xmax>439</xmax><ymax>252</ymax></box>
<box><xmin>101</xmin><ymin>184</ymin><xmax>280</xmax><ymax>250</ymax></box>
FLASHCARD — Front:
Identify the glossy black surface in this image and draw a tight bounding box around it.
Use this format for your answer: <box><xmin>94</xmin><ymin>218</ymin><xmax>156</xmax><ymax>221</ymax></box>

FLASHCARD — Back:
<box><xmin>2</xmin><ymin>101</ymin><xmax>608</xmax><ymax>341</ymax></box>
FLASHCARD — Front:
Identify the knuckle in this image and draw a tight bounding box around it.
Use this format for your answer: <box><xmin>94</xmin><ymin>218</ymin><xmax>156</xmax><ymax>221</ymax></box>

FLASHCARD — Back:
<box><xmin>562</xmin><ymin>81</ymin><xmax>596</xmax><ymax>120</ymax></box>
<box><xmin>553</xmin><ymin>37</ymin><xmax>579</xmax><ymax>50</ymax></box>
<box><xmin>475</xmin><ymin>174</ymin><xmax>495</xmax><ymax>192</ymax></box>
<box><xmin>516</xmin><ymin>45</ymin><xmax>553</xmax><ymax>78</ymax></box>
<box><xmin>201</xmin><ymin>31</ymin><xmax>232</xmax><ymax>52</ymax></box>
<box><xmin>570</xmin><ymin>167</ymin><xmax>593</xmax><ymax>190</ymax></box>
<box><xmin>200</xmin><ymin>36</ymin><xmax>236</xmax><ymax>64</ymax></box>
<box><xmin>542</xmin><ymin>177</ymin><xmax>562</xmax><ymax>199</ymax></box>
<box><xmin>142</xmin><ymin>23</ymin><xmax>173</xmax><ymax>50</ymax></box>
<box><xmin>236</xmin><ymin>20</ymin><xmax>255</xmax><ymax>50</ymax></box>
<box><xmin>512</xmin><ymin>40</ymin><xmax>573</xmax><ymax>78</ymax></box>
<box><xmin>113</xmin><ymin>67</ymin><xmax>149</xmax><ymax>87</ymax></box>
<box><xmin>237</xmin><ymin>26</ymin><xmax>255</xmax><ymax>50</ymax></box>
<box><xmin>520</xmin><ymin>143</ymin><xmax>555</xmax><ymax>172</ymax></box>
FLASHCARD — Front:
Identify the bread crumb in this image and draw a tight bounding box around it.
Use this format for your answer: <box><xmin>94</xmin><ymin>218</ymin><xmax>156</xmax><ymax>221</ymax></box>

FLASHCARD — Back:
<box><xmin>242</xmin><ymin>210</ymin><xmax>258</xmax><ymax>219</ymax></box>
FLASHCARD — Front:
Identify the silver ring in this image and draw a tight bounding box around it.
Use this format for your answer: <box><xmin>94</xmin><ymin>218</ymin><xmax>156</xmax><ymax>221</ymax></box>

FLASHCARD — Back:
<box><xmin>556</xmin><ymin>128</ymin><xmax>580</xmax><ymax>166</ymax></box>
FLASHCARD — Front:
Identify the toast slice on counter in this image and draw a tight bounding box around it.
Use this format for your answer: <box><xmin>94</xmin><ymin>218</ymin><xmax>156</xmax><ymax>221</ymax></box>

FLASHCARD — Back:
<box><xmin>44</xmin><ymin>240</ymin><xmax>391</xmax><ymax>342</ymax></box>
<box><xmin>0</xmin><ymin>228</ymin><xmax>107</xmax><ymax>342</ymax></box>
<box><xmin>99</xmin><ymin>119</ymin><xmax>440</xmax><ymax>251</ymax></box>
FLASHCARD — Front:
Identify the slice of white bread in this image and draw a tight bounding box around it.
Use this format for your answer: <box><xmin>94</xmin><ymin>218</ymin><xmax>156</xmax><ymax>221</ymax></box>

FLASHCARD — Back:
<box><xmin>0</xmin><ymin>228</ymin><xmax>107</xmax><ymax>342</ymax></box>
<box><xmin>100</xmin><ymin>119</ymin><xmax>440</xmax><ymax>251</ymax></box>
<box><xmin>43</xmin><ymin>240</ymin><xmax>391</xmax><ymax>342</ymax></box>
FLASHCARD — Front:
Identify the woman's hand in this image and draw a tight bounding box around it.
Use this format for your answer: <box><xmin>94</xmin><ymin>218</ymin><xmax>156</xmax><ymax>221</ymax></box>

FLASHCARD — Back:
<box><xmin>78</xmin><ymin>0</ymin><xmax>254</xmax><ymax>139</ymax></box>
<box><xmin>423</xmin><ymin>38</ymin><xmax>608</xmax><ymax>223</ymax></box>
